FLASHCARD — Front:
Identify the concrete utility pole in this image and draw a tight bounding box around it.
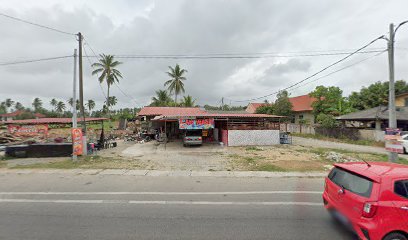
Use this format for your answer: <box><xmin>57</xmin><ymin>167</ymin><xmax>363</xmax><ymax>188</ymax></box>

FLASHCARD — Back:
<box><xmin>387</xmin><ymin>23</ymin><xmax>398</xmax><ymax>162</ymax></box>
<box><xmin>77</xmin><ymin>32</ymin><xmax>87</xmax><ymax>155</ymax></box>
<box><xmin>72</xmin><ymin>49</ymin><xmax>78</xmax><ymax>161</ymax></box>
<box><xmin>221</xmin><ymin>97</ymin><xmax>224</xmax><ymax>110</ymax></box>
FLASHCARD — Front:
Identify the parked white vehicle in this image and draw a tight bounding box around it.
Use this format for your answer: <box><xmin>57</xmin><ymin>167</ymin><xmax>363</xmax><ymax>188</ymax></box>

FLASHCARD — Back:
<box><xmin>400</xmin><ymin>134</ymin><xmax>408</xmax><ymax>154</ymax></box>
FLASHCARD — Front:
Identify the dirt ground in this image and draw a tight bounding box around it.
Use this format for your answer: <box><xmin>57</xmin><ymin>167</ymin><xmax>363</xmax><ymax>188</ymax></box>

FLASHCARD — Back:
<box><xmin>2</xmin><ymin>138</ymin><xmax>406</xmax><ymax>171</ymax></box>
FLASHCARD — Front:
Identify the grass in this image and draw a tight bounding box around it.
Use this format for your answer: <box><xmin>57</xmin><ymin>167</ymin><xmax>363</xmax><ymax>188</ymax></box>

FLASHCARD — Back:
<box><xmin>245</xmin><ymin>146</ymin><xmax>264</xmax><ymax>151</ymax></box>
<box><xmin>255</xmin><ymin>164</ymin><xmax>286</xmax><ymax>172</ymax></box>
<box><xmin>292</xmin><ymin>133</ymin><xmax>385</xmax><ymax>147</ymax></box>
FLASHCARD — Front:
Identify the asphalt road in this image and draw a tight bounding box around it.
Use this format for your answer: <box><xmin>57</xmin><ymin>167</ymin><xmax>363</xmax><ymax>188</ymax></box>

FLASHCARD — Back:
<box><xmin>0</xmin><ymin>172</ymin><xmax>355</xmax><ymax>240</ymax></box>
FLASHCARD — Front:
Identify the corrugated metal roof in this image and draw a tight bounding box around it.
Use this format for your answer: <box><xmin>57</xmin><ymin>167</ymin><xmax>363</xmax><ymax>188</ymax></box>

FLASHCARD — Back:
<box><xmin>138</xmin><ymin>107</ymin><xmax>207</xmax><ymax>116</ymax></box>
<box><xmin>337</xmin><ymin>106</ymin><xmax>408</xmax><ymax>121</ymax></box>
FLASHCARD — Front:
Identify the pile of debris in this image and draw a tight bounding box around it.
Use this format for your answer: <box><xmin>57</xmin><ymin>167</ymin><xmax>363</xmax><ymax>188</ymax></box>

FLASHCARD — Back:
<box><xmin>325</xmin><ymin>151</ymin><xmax>359</xmax><ymax>163</ymax></box>
<box><xmin>0</xmin><ymin>132</ymin><xmax>22</xmax><ymax>144</ymax></box>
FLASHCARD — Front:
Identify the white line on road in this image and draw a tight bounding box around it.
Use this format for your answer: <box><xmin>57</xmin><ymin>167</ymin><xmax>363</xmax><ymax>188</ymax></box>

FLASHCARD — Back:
<box><xmin>0</xmin><ymin>191</ymin><xmax>322</xmax><ymax>195</ymax></box>
<box><xmin>0</xmin><ymin>198</ymin><xmax>322</xmax><ymax>206</ymax></box>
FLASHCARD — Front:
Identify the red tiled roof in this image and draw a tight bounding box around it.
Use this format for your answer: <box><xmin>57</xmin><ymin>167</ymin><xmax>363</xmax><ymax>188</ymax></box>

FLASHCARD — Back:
<box><xmin>34</xmin><ymin>113</ymin><xmax>46</xmax><ymax>118</ymax></box>
<box><xmin>249</xmin><ymin>103</ymin><xmax>266</xmax><ymax>109</ymax></box>
<box><xmin>156</xmin><ymin>113</ymin><xmax>282</xmax><ymax>119</ymax></box>
<box><xmin>289</xmin><ymin>95</ymin><xmax>316</xmax><ymax>112</ymax></box>
<box><xmin>138</xmin><ymin>107</ymin><xmax>207</xmax><ymax>116</ymax></box>
<box><xmin>3</xmin><ymin>117</ymin><xmax>108</xmax><ymax>125</ymax></box>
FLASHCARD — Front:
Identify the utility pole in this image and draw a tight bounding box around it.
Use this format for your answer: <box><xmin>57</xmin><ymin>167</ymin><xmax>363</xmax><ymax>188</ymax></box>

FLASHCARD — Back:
<box><xmin>221</xmin><ymin>97</ymin><xmax>224</xmax><ymax>110</ymax></box>
<box><xmin>77</xmin><ymin>32</ymin><xmax>87</xmax><ymax>155</ymax></box>
<box><xmin>72</xmin><ymin>49</ymin><xmax>78</xmax><ymax>161</ymax></box>
<box><xmin>387</xmin><ymin>23</ymin><xmax>398</xmax><ymax>162</ymax></box>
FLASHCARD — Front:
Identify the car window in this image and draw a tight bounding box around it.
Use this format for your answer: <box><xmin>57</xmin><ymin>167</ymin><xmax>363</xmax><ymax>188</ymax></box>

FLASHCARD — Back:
<box><xmin>328</xmin><ymin>167</ymin><xmax>373</xmax><ymax>198</ymax></box>
<box><xmin>394</xmin><ymin>180</ymin><xmax>408</xmax><ymax>199</ymax></box>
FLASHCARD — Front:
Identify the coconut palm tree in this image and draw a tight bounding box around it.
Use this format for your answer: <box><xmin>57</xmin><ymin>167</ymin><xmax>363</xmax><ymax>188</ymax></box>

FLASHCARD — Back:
<box><xmin>106</xmin><ymin>96</ymin><xmax>117</xmax><ymax>107</ymax></box>
<box><xmin>86</xmin><ymin>99</ymin><xmax>95</xmax><ymax>116</ymax></box>
<box><xmin>50</xmin><ymin>98</ymin><xmax>58</xmax><ymax>111</ymax></box>
<box><xmin>32</xmin><ymin>98</ymin><xmax>42</xmax><ymax>112</ymax></box>
<box><xmin>164</xmin><ymin>64</ymin><xmax>187</xmax><ymax>104</ymax></box>
<box><xmin>56</xmin><ymin>101</ymin><xmax>66</xmax><ymax>115</ymax></box>
<box><xmin>91</xmin><ymin>54</ymin><xmax>122</xmax><ymax>119</ymax></box>
<box><xmin>4</xmin><ymin>98</ymin><xmax>14</xmax><ymax>112</ymax></box>
<box><xmin>151</xmin><ymin>90</ymin><xmax>172</xmax><ymax>106</ymax></box>
<box><xmin>68</xmin><ymin>98</ymin><xmax>80</xmax><ymax>111</ymax></box>
<box><xmin>14</xmin><ymin>102</ymin><xmax>24</xmax><ymax>110</ymax></box>
<box><xmin>181</xmin><ymin>95</ymin><xmax>196</xmax><ymax>107</ymax></box>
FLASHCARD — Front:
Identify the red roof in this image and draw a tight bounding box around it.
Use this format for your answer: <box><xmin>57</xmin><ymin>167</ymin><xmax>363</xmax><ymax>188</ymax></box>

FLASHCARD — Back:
<box><xmin>3</xmin><ymin>117</ymin><xmax>108</xmax><ymax>125</ymax></box>
<box><xmin>155</xmin><ymin>113</ymin><xmax>282</xmax><ymax>119</ymax></box>
<box><xmin>138</xmin><ymin>107</ymin><xmax>207</xmax><ymax>116</ymax></box>
<box><xmin>289</xmin><ymin>95</ymin><xmax>316</xmax><ymax>112</ymax></box>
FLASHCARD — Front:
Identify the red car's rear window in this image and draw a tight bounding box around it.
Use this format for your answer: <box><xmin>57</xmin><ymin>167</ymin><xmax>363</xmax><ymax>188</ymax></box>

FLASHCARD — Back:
<box><xmin>328</xmin><ymin>167</ymin><xmax>373</xmax><ymax>198</ymax></box>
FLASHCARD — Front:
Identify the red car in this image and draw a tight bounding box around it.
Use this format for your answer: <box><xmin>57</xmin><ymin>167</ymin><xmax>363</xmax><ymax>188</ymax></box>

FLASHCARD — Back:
<box><xmin>323</xmin><ymin>162</ymin><xmax>408</xmax><ymax>240</ymax></box>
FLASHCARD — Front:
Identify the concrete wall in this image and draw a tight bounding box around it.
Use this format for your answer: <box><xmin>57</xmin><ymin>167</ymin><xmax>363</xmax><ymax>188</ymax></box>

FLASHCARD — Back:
<box><xmin>227</xmin><ymin>130</ymin><xmax>280</xmax><ymax>146</ymax></box>
<box><xmin>293</xmin><ymin>111</ymin><xmax>314</xmax><ymax>124</ymax></box>
<box><xmin>358</xmin><ymin>129</ymin><xmax>385</xmax><ymax>142</ymax></box>
<box><xmin>396</xmin><ymin>95</ymin><xmax>408</xmax><ymax>107</ymax></box>
<box><xmin>280</xmin><ymin>123</ymin><xmax>316</xmax><ymax>134</ymax></box>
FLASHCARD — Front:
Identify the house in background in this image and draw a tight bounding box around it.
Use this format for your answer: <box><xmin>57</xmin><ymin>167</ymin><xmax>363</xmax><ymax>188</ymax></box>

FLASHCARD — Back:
<box><xmin>396</xmin><ymin>92</ymin><xmax>408</xmax><ymax>107</ymax></box>
<box><xmin>0</xmin><ymin>110</ymin><xmax>46</xmax><ymax>122</ymax></box>
<box><xmin>246</xmin><ymin>94</ymin><xmax>317</xmax><ymax>124</ymax></box>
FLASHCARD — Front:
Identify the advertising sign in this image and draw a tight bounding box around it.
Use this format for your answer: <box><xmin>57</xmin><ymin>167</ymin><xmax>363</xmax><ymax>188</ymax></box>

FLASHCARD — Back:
<box><xmin>71</xmin><ymin>128</ymin><xmax>83</xmax><ymax>156</ymax></box>
<box><xmin>8</xmin><ymin>124</ymin><xmax>48</xmax><ymax>136</ymax></box>
<box><xmin>384</xmin><ymin>128</ymin><xmax>402</xmax><ymax>140</ymax></box>
<box><xmin>385</xmin><ymin>140</ymin><xmax>404</xmax><ymax>154</ymax></box>
<box><xmin>179</xmin><ymin>118</ymin><xmax>214</xmax><ymax>129</ymax></box>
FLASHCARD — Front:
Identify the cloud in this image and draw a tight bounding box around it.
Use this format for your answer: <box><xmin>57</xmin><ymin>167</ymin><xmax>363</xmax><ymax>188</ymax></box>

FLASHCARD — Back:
<box><xmin>0</xmin><ymin>0</ymin><xmax>407</xmax><ymax>110</ymax></box>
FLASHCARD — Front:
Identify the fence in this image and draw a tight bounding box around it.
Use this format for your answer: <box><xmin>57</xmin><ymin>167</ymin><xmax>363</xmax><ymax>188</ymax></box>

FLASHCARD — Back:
<box><xmin>280</xmin><ymin>123</ymin><xmax>315</xmax><ymax>134</ymax></box>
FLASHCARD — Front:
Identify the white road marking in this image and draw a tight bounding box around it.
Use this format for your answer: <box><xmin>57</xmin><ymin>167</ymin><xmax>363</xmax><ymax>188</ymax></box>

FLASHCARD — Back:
<box><xmin>0</xmin><ymin>198</ymin><xmax>322</xmax><ymax>206</ymax></box>
<box><xmin>0</xmin><ymin>191</ymin><xmax>322</xmax><ymax>195</ymax></box>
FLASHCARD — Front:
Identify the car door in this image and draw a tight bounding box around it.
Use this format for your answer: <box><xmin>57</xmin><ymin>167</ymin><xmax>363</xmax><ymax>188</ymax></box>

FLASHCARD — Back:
<box><xmin>392</xmin><ymin>179</ymin><xmax>408</xmax><ymax>229</ymax></box>
<box><xmin>400</xmin><ymin>135</ymin><xmax>408</xmax><ymax>153</ymax></box>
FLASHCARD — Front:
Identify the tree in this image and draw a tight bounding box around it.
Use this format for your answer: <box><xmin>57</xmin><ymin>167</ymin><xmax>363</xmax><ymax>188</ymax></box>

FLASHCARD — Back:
<box><xmin>309</xmin><ymin>86</ymin><xmax>344</xmax><ymax>116</ymax></box>
<box><xmin>180</xmin><ymin>95</ymin><xmax>196</xmax><ymax>107</ymax></box>
<box><xmin>316</xmin><ymin>113</ymin><xmax>338</xmax><ymax>128</ymax></box>
<box><xmin>92</xmin><ymin>54</ymin><xmax>123</xmax><ymax>119</ymax></box>
<box><xmin>86</xmin><ymin>99</ymin><xmax>95</xmax><ymax>116</ymax></box>
<box><xmin>14</xmin><ymin>102</ymin><xmax>24</xmax><ymax>110</ymax></box>
<box><xmin>106</xmin><ymin>96</ymin><xmax>117</xmax><ymax>107</ymax></box>
<box><xmin>50</xmin><ymin>98</ymin><xmax>58</xmax><ymax>111</ymax></box>
<box><xmin>273</xmin><ymin>91</ymin><xmax>293</xmax><ymax>117</ymax></box>
<box><xmin>56</xmin><ymin>101</ymin><xmax>66</xmax><ymax>115</ymax></box>
<box><xmin>256</xmin><ymin>105</ymin><xmax>274</xmax><ymax>114</ymax></box>
<box><xmin>32</xmin><ymin>98</ymin><xmax>43</xmax><ymax>112</ymax></box>
<box><xmin>164</xmin><ymin>64</ymin><xmax>187</xmax><ymax>103</ymax></box>
<box><xmin>4</xmin><ymin>98</ymin><xmax>14</xmax><ymax>112</ymax></box>
<box><xmin>151</xmin><ymin>90</ymin><xmax>173</xmax><ymax>107</ymax></box>
<box><xmin>0</xmin><ymin>102</ymin><xmax>6</xmax><ymax>114</ymax></box>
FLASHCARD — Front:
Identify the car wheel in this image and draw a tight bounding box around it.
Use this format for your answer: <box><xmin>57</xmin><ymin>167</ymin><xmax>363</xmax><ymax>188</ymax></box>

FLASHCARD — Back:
<box><xmin>383</xmin><ymin>232</ymin><xmax>408</xmax><ymax>240</ymax></box>
<box><xmin>404</xmin><ymin>147</ymin><xmax>407</xmax><ymax>154</ymax></box>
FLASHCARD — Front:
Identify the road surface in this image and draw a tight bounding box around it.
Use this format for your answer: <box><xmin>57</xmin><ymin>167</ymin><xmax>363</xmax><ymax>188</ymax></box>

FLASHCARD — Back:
<box><xmin>0</xmin><ymin>172</ymin><xmax>355</xmax><ymax>240</ymax></box>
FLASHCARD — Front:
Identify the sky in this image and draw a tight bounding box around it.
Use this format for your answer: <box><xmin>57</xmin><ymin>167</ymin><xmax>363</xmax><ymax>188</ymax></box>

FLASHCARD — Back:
<box><xmin>0</xmin><ymin>0</ymin><xmax>408</xmax><ymax>111</ymax></box>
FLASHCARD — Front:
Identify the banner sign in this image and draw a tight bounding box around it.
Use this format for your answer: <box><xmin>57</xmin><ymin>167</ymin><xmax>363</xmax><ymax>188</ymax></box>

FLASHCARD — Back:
<box><xmin>179</xmin><ymin>118</ymin><xmax>214</xmax><ymax>129</ymax></box>
<box><xmin>385</xmin><ymin>140</ymin><xmax>404</xmax><ymax>154</ymax></box>
<box><xmin>384</xmin><ymin>128</ymin><xmax>402</xmax><ymax>140</ymax></box>
<box><xmin>8</xmin><ymin>124</ymin><xmax>48</xmax><ymax>136</ymax></box>
<box><xmin>71</xmin><ymin>128</ymin><xmax>83</xmax><ymax>156</ymax></box>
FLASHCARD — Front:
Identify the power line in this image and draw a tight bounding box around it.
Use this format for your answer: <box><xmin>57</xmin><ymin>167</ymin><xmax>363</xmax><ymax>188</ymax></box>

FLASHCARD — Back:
<box><xmin>82</xmin><ymin>43</ymin><xmax>108</xmax><ymax>100</ymax></box>
<box><xmin>0</xmin><ymin>55</ymin><xmax>72</xmax><ymax>66</ymax></box>
<box><xmin>226</xmin><ymin>35</ymin><xmax>385</xmax><ymax>103</ymax></box>
<box><xmin>288</xmin><ymin>50</ymin><xmax>387</xmax><ymax>92</ymax></box>
<box><xmin>0</xmin><ymin>12</ymin><xmax>76</xmax><ymax>36</ymax></box>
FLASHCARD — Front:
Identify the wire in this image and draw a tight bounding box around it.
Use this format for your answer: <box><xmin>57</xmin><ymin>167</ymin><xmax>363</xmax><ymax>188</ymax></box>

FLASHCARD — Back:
<box><xmin>289</xmin><ymin>50</ymin><xmax>387</xmax><ymax>92</ymax></box>
<box><xmin>226</xmin><ymin>35</ymin><xmax>385</xmax><ymax>103</ymax></box>
<box><xmin>0</xmin><ymin>12</ymin><xmax>76</xmax><ymax>36</ymax></box>
<box><xmin>82</xmin><ymin>43</ymin><xmax>108</xmax><ymax>100</ymax></box>
<box><xmin>0</xmin><ymin>55</ymin><xmax>72</xmax><ymax>66</ymax></box>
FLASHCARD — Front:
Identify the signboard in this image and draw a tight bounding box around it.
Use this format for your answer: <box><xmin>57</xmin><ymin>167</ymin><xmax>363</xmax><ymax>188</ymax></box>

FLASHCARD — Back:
<box><xmin>71</xmin><ymin>128</ymin><xmax>83</xmax><ymax>156</ymax></box>
<box><xmin>8</xmin><ymin>124</ymin><xmax>48</xmax><ymax>136</ymax></box>
<box><xmin>385</xmin><ymin>140</ymin><xmax>404</xmax><ymax>154</ymax></box>
<box><xmin>384</xmin><ymin>128</ymin><xmax>402</xmax><ymax>140</ymax></box>
<box><xmin>179</xmin><ymin>118</ymin><xmax>214</xmax><ymax>129</ymax></box>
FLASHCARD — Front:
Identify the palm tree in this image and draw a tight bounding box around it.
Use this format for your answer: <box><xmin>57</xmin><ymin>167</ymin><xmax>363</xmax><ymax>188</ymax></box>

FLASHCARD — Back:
<box><xmin>14</xmin><ymin>102</ymin><xmax>24</xmax><ymax>110</ymax></box>
<box><xmin>0</xmin><ymin>102</ymin><xmax>6</xmax><ymax>114</ymax></box>
<box><xmin>86</xmin><ymin>99</ymin><xmax>95</xmax><ymax>116</ymax></box>
<box><xmin>32</xmin><ymin>98</ymin><xmax>42</xmax><ymax>112</ymax></box>
<box><xmin>181</xmin><ymin>95</ymin><xmax>196</xmax><ymax>107</ymax></box>
<box><xmin>164</xmin><ymin>64</ymin><xmax>187</xmax><ymax>104</ymax></box>
<box><xmin>68</xmin><ymin>98</ymin><xmax>80</xmax><ymax>111</ymax></box>
<box><xmin>50</xmin><ymin>98</ymin><xmax>58</xmax><ymax>111</ymax></box>
<box><xmin>151</xmin><ymin>90</ymin><xmax>173</xmax><ymax>106</ymax></box>
<box><xmin>4</xmin><ymin>98</ymin><xmax>14</xmax><ymax>112</ymax></box>
<box><xmin>91</xmin><ymin>54</ymin><xmax>123</xmax><ymax>119</ymax></box>
<box><xmin>56</xmin><ymin>101</ymin><xmax>66</xmax><ymax>115</ymax></box>
<box><xmin>106</xmin><ymin>96</ymin><xmax>117</xmax><ymax>107</ymax></box>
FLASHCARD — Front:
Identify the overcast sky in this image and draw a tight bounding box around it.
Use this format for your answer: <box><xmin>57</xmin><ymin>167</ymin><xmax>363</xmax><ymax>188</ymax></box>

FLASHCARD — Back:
<box><xmin>0</xmin><ymin>0</ymin><xmax>408</xmax><ymax>110</ymax></box>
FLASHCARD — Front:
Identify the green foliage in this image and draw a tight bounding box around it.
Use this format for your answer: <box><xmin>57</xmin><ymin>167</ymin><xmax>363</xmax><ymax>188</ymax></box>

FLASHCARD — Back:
<box><xmin>316</xmin><ymin>113</ymin><xmax>338</xmax><ymax>128</ymax></box>
<box><xmin>32</xmin><ymin>98</ymin><xmax>43</xmax><ymax>112</ymax></box>
<box><xmin>255</xmin><ymin>105</ymin><xmax>274</xmax><ymax>114</ymax></box>
<box><xmin>180</xmin><ymin>95</ymin><xmax>196</xmax><ymax>107</ymax></box>
<box><xmin>165</xmin><ymin>64</ymin><xmax>187</xmax><ymax>103</ymax></box>
<box><xmin>348</xmin><ymin>80</ymin><xmax>408</xmax><ymax>110</ymax></box>
<box><xmin>274</xmin><ymin>91</ymin><xmax>293</xmax><ymax>116</ymax></box>
<box><xmin>204</xmin><ymin>104</ymin><xmax>245</xmax><ymax>111</ymax></box>
<box><xmin>150</xmin><ymin>90</ymin><xmax>174</xmax><ymax>106</ymax></box>
<box><xmin>309</xmin><ymin>85</ymin><xmax>348</xmax><ymax>116</ymax></box>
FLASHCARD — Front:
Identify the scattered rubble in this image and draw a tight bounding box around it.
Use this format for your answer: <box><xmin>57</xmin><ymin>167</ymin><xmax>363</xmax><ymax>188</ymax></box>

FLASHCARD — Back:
<box><xmin>325</xmin><ymin>151</ymin><xmax>359</xmax><ymax>163</ymax></box>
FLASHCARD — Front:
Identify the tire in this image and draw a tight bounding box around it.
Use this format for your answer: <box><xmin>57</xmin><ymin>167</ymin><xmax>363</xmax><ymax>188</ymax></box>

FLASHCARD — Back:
<box><xmin>383</xmin><ymin>232</ymin><xmax>408</xmax><ymax>240</ymax></box>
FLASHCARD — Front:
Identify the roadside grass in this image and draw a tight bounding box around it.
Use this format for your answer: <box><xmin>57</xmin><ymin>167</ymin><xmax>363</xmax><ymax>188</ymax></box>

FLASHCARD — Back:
<box><xmin>292</xmin><ymin>133</ymin><xmax>385</xmax><ymax>147</ymax></box>
<box><xmin>245</xmin><ymin>146</ymin><xmax>264</xmax><ymax>151</ymax></box>
<box><xmin>10</xmin><ymin>155</ymin><xmax>145</xmax><ymax>170</ymax></box>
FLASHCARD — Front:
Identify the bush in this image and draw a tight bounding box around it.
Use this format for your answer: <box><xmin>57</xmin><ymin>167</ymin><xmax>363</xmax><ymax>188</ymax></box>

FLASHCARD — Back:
<box><xmin>316</xmin><ymin>113</ymin><xmax>338</xmax><ymax>128</ymax></box>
